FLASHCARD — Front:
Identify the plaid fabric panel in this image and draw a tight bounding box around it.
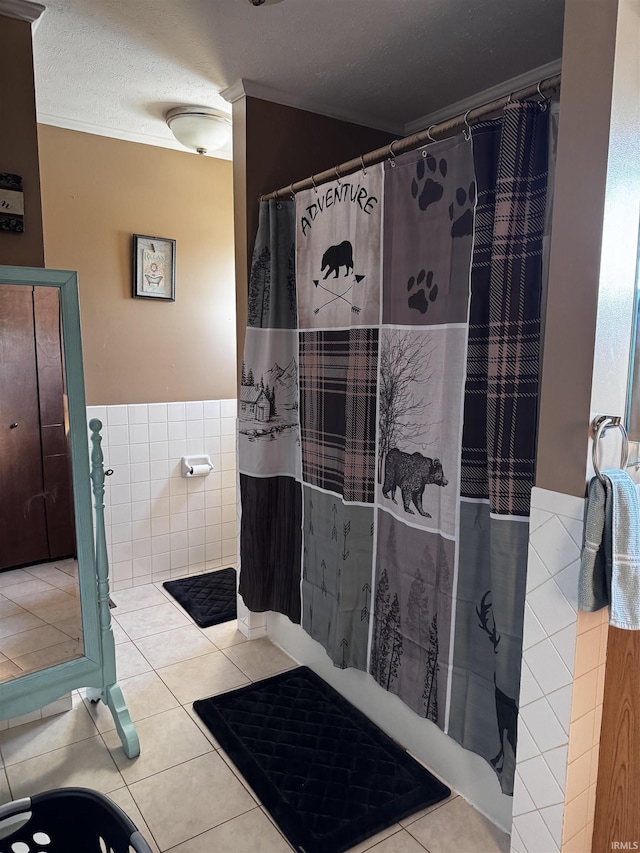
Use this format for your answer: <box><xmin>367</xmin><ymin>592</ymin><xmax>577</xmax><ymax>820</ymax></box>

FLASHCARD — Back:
<box><xmin>488</xmin><ymin>102</ymin><xmax>548</xmax><ymax>516</ymax></box>
<box><xmin>461</xmin><ymin>103</ymin><xmax>548</xmax><ymax>516</ymax></box>
<box><xmin>300</xmin><ymin>328</ymin><xmax>378</xmax><ymax>503</ymax></box>
<box><xmin>460</xmin><ymin>119</ymin><xmax>499</xmax><ymax>502</ymax></box>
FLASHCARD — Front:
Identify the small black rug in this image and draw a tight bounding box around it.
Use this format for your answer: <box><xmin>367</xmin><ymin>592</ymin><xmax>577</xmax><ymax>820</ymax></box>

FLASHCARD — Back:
<box><xmin>193</xmin><ymin>666</ymin><xmax>450</xmax><ymax>853</ymax></box>
<box><xmin>163</xmin><ymin>568</ymin><xmax>236</xmax><ymax>628</ymax></box>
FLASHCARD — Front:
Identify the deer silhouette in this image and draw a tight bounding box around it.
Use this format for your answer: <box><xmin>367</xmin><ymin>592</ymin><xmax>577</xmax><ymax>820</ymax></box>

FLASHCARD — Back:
<box><xmin>476</xmin><ymin>591</ymin><xmax>518</xmax><ymax>774</ymax></box>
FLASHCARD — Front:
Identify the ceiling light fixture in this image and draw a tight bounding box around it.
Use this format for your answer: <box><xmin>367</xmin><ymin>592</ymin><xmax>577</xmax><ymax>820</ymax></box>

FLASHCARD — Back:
<box><xmin>165</xmin><ymin>106</ymin><xmax>232</xmax><ymax>155</ymax></box>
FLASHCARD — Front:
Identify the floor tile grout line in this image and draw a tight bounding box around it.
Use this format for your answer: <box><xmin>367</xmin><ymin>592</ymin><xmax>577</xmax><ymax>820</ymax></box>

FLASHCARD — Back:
<box><xmin>113</xmin><ymin>780</ymin><xmax>164</xmax><ymax>853</ymax></box>
<box><xmin>121</xmin><ymin>750</ymin><xmax>261</xmax><ymax>853</ymax></box>
<box><xmin>96</xmin><ymin>713</ymin><xmax>217</xmax><ymax>789</ymax></box>
<box><xmin>159</xmin><ymin>803</ymin><xmax>267</xmax><ymax>853</ymax></box>
<box><xmin>3</xmin><ymin>731</ymin><xmax>125</xmax><ymax>796</ymax></box>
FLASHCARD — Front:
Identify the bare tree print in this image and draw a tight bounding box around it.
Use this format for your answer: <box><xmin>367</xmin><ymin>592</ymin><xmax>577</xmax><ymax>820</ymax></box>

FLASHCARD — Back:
<box><xmin>377</xmin><ymin>330</ymin><xmax>437</xmax><ymax>484</ymax></box>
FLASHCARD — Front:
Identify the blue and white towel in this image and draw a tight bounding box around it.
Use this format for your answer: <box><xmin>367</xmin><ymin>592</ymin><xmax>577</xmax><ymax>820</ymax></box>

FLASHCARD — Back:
<box><xmin>579</xmin><ymin>469</ymin><xmax>640</xmax><ymax>630</ymax></box>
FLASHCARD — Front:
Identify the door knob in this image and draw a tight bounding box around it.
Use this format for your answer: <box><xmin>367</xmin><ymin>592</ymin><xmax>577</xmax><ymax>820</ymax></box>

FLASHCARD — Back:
<box><xmin>9</xmin><ymin>423</ymin><xmax>18</xmax><ymax>429</ymax></box>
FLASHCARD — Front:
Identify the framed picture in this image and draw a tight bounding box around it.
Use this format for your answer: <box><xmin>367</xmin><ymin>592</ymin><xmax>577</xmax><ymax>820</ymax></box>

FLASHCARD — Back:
<box><xmin>132</xmin><ymin>234</ymin><xmax>176</xmax><ymax>301</ymax></box>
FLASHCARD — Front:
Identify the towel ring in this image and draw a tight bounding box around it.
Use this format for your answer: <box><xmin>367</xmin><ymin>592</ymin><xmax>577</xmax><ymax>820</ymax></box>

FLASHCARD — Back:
<box><xmin>591</xmin><ymin>414</ymin><xmax>629</xmax><ymax>484</ymax></box>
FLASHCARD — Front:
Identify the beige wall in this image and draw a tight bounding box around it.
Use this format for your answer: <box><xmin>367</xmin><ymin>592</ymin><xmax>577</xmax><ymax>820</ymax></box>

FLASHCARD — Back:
<box><xmin>0</xmin><ymin>15</ymin><xmax>44</xmax><ymax>267</ymax></box>
<box><xmin>38</xmin><ymin>125</ymin><xmax>235</xmax><ymax>406</ymax></box>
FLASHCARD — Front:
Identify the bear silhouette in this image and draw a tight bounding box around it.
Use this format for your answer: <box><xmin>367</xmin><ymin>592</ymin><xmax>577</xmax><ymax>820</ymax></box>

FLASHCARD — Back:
<box><xmin>321</xmin><ymin>241</ymin><xmax>354</xmax><ymax>279</ymax></box>
<box><xmin>382</xmin><ymin>448</ymin><xmax>448</xmax><ymax>517</ymax></box>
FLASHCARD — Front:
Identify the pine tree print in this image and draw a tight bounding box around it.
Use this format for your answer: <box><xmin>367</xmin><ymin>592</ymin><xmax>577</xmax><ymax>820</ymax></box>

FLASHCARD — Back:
<box><xmin>370</xmin><ymin>567</ymin><xmax>390</xmax><ymax>683</ymax></box>
<box><xmin>407</xmin><ymin>568</ymin><xmax>428</xmax><ymax>648</ymax></box>
<box><xmin>386</xmin><ymin>593</ymin><xmax>403</xmax><ymax>690</ymax></box>
<box><xmin>287</xmin><ymin>243</ymin><xmax>297</xmax><ymax>317</ymax></box>
<box><xmin>438</xmin><ymin>544</ymin><xmax>451</xmax><ymax>591</ymax></box>
<box><xmin>248</xmin><ymin>245</ymin><xmax>271</xmax><ymax>326</ymax></box>
<box><xmin>423</xmin><ymin>610</ymin><xmax>439</xmax><ymax>723</ymax></box>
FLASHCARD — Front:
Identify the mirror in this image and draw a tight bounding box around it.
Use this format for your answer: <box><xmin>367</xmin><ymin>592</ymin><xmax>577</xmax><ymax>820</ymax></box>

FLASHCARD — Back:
<box><xmin>0</xmin><ymin>283</ymin><xmax>84</xmax><ymax>682</ymax></box>
<box><xmin>0</xmin><ymin>266</ymin><xmax>138</xmax><ymax>757</ymax></box>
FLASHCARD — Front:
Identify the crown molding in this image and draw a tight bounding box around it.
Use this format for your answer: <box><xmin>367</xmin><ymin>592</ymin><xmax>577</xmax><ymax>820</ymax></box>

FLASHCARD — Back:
<box><xmin>221</xmin><ymin>78</ymin><xmax>404</xmax><ymax>135</ymax></box>
<box><xmin>0</xmin><ymin>0</ymin><xmax>45</xmax><ymax>23</ymax></box>
<box><xmin>220</xmin><ymin>81</ymin><xmax>247</xmax><ymax>105</ymax></box>
<box><xmin>404</xmin><ymin>58</ymin><xmax>562</xmax><ymax>136</ymax></box>
<box><xmin>36</xmin><ymin>113</ymin><xmax>232</xmax><ymax>161</ymax></box>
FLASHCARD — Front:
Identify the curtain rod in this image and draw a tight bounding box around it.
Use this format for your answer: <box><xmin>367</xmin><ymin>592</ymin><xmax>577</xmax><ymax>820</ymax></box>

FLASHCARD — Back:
<box><xmin>262</xmin><ymin>73</ymin><xmax>561</xmax><ymax>202</ymax></box>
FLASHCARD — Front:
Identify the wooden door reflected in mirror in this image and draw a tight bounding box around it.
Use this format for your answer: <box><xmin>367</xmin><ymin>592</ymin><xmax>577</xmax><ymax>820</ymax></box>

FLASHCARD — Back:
<box><xmin>0</xmin><ymin>284</ymin><xmax>83</xmax><ymax>683</ymax></box>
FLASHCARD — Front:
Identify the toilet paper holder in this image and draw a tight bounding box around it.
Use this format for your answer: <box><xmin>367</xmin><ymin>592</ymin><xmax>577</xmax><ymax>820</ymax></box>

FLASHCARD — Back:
<box><xmin>181</xmin><ymin>455</ymin><xmax>214</xmax><ymax>478</ymax></box>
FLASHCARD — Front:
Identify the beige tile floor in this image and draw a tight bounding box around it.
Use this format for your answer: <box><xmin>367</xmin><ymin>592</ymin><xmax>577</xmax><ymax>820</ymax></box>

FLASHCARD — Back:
<box><xmin>0</xmin><ymin>580</ymin><xmax>511</xmax><ymax>852</ymax></box>
<box><xmin>0</xmin><ymin>559</ymin><xmax>83</xmax><ymax>682</ymax></box>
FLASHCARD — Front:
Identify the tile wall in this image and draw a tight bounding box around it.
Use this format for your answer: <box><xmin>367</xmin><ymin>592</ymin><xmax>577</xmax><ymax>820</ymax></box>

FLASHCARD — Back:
<box><xmin>510</xmin><ymin>487</ymin><xmax>585</xmax><ymax>853</ymax></box>
<box><xmin>510</xmin><ymin>486</ymin><xmax>608</xmax><ymax>853</ymax></box>
<box><xmin>86</xmin><ymin>400</ymin><xmax>238</xmax><ymax>591</ymax></box>
<box><xmin>561</xmin><ymin>608</ymin><xmax>608</xmax><ymax>851</ymax></box>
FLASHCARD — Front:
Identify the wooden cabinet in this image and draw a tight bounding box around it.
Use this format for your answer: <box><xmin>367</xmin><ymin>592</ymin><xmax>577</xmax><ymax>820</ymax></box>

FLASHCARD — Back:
<box><xmin>0</xmin><ymin>285</ymin><xmax>74</xmax><ymax>570</ymax></box>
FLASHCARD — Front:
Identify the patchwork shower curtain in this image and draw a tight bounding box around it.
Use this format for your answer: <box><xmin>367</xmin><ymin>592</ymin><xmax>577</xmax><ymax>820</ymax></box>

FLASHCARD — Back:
<box><xmin>238</xmin><ymin>101</ymin><xmax>550</xmax><ymax>795</ymax></box>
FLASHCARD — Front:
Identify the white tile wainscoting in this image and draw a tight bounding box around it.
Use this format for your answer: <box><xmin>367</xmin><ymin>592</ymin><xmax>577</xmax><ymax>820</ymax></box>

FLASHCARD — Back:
<box><xmin>86</xmin><ymin>400</ymin><xmax>238</xmax><ymax>591</ymax></box>
<box><xmin>510</xmin><ymin>486</ymin><xmax>605</xmax><ymax>853</ymax></box>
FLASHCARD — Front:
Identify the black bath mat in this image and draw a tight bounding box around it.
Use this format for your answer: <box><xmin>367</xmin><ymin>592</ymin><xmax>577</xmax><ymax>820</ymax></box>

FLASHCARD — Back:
<box><xmin>193</xmin><ymin>666</ymin><xmax>450</xmax><ymax>853</ymax></box>
<box><xmin>163</xmin><ymin>568</ymin><xmax>236</xmax><ymax>627</ymax></box>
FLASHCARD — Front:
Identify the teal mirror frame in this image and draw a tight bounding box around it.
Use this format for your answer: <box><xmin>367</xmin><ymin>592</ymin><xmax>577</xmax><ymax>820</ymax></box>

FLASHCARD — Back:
<box><xmin>0</xmin><ymin>266</ymin><xmax>139</xmax><ymax>758</ymax></box>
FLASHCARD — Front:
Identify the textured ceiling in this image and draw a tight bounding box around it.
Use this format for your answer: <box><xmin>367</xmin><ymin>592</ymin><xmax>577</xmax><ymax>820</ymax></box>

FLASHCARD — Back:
<box><xmin>32</xmin><ymin>0</ymin><xmax>565</xmax><ymax>160</ymax></box>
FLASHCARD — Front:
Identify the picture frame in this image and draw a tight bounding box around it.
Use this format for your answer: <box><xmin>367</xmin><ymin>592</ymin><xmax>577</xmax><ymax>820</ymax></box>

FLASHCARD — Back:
<box><xmin>132</xmin><ymin>234</ymin><xmax>176</xmax><ymax>301</ymax></box>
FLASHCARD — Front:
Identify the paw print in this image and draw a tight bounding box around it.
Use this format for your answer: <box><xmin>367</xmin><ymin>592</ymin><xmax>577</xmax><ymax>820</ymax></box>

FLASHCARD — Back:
<box><xmin>407</xmin><ymin>269</ymin><xmax>439</xmax><ymax>314</ymax></box>
<box><xmin>411</xmin><ymin>154</ymin><xmax>448</xmax><ymax>211</ymax></box>
<box><xmin>449</xmin><ymin>182</ymin><xmax>476</xmax><ymax>238</ymax></box>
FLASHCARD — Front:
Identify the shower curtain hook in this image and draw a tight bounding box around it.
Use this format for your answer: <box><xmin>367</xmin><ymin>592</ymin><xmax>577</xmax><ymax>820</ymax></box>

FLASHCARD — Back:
<box><xmin>274</xmin><ymin>189</ymin><xmax>282</xmax><ymax>209</ymax></box>
<box><xmin>506</xmin><ymin>92</ymin><xmax>514</xmax><ymax>105</ymax></box>
<box><xmin>334</xmin><ymin>165</ymin><xmax>342</xmax><ymax>185</ymax></box>
<box><xmin>462</xmin><ymin>109</ymin><xmax>472</xmax><ymax>141</ymax></box>
<box><xmin>426</xmin><ymin>125</ymin><xmax>437</xmax><ymax>143</ymax></box>
<box><xmin>536</xmin><ymin>80</ymin><xmax>549</xmax><ymax>110</ymax></box>
<box><xmin>388</xmin><ymin>140</ymin><xmax>399</xmax><ymax>167</ymax></box>
<box><xmin>289</xmin><ymin>183</ymin><xmax>296</xmax><ymax>200</ymax></box>
<box><xmin>360</xmin><ymin>155</ymin><xmax>367</xmax><ymax>176</ymax></box>
<box><xmin>310</xmin><ymin>174</ymin><xmax>318</xmax><ymax>194</ymax></box>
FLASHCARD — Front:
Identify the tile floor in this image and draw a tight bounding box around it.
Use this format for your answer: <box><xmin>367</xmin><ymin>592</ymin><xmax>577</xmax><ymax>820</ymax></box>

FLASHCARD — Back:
<box><xmin>0</xmin><ymin>559</ymin><xmax>82</xmax><ymax>682</ymax></box>
<box><xmin>0</xmin><ymin>580</ymin><xmax>511</xmax><ymax>852</ymax></box>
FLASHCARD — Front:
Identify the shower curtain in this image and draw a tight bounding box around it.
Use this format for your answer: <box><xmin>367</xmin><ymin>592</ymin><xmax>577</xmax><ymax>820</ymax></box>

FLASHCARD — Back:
<box><xmin>238</xmin><ymin>101</ymin><xmax>550</xmax><ymax>796</ymax></box>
